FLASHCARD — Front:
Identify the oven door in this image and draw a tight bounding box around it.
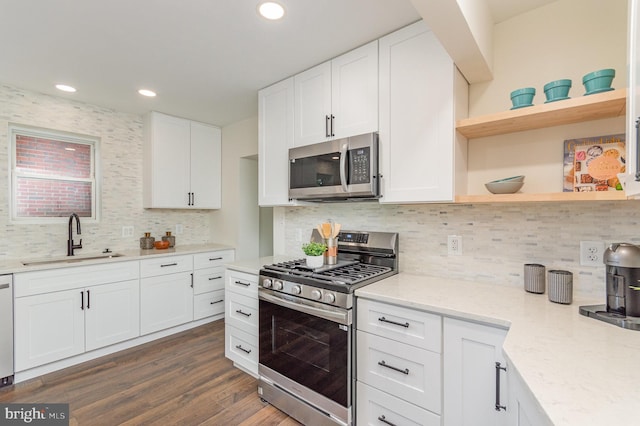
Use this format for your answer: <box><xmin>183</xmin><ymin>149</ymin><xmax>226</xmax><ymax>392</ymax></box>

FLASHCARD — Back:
<box><xmin>258</xmin><ymin>289</ymin><xmax>352</xmax><ymax>408</ymax></box>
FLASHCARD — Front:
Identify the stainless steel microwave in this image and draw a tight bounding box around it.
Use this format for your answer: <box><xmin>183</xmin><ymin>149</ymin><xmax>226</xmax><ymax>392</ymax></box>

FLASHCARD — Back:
<box><xmin>288</xmin><ymin>132</ymin><xmax>379</xmax><ymax>201</ymax></box>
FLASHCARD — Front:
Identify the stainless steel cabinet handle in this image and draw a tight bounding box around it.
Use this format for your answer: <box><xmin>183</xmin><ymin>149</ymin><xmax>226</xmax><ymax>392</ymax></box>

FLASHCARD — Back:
<box><xmin>210</xmin><ymin>299</ymin><xmax>224</xmax><ymax>305</ymax></box>
<box><xmin>495</xmin><ymin>361</ymin><xmax>507</xmax><ymax>411</ymax></box>
<box><xmin>209</xmin><ymin>257</ymin><xmax>223</xmax><ymax>261</ymax></box>
<box><xmin>325</xmin><ymin>115</ymin><xmax>331</xmax><ymax>138</ymax></box>
<box><xmin>377</xmin><ymin>415</ymin><xmax>396</xmax><ymax>426</ymax></box>
<box><xmin>0</xmin><ymin>283</ymin><xmax>9</xmax><ymax>290</ymax></box>
<box><xmin>378</xmin><ymin>360</ymin><xmax>409</xmax><ymax>375</ymax></box>
<box><xmin>235</xmin><ymin>345</ymin><xmax>251</xmax><ymax>354</ymax></box>
<box><xmin>636</xmin><ymin>117</ymin><xmax>640</xmax><ymax>182</ymax></box>
<box><xmin>330</xmin><ymin>114</ymin><xmax>335</xmax><ymax>137</ymax></box>
<box><xmin>235</xmin><ymin>309</ymin><xmax>251</xmax><ymax>317</ymax></box>
<box><xmin>235</xmin><ymin>280</ymin><xmax>251</xmax><ymax>287</ymax></box>
<box><xmin>208</xmin><ymin>276</ymin><xmax>222</xmax><ymax>281</ymax></box>
<box><xmin>378</xmin><ymin>316</ymin><xmax>409</xmax><ymax>328</ymax></box>
<box><xmin>160</xmin><ymin>263</ymin><xmax>178</xmax><ymax>267</ymax></box>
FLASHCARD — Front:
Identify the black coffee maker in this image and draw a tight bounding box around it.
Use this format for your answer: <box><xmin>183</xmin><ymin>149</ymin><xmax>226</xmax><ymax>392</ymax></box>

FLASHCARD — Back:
<box><xmin>604</xmin><ymin>243</ymin><xmax>640</xmax><ymax>317</ymax></box>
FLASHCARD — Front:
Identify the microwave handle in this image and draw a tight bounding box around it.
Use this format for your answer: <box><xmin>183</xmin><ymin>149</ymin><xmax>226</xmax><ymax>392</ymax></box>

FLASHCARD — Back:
<box><xmin>340</xmin><ymin>143</ymin><xmax>348</xmax><ymax>193</ymax></box>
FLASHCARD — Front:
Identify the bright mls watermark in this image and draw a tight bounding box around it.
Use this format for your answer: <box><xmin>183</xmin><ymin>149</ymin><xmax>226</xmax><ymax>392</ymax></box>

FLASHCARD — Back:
<box><xmin>1</xmin><ymin>404</ymin><xmax>69</xmax><ymax>425</ymax></box>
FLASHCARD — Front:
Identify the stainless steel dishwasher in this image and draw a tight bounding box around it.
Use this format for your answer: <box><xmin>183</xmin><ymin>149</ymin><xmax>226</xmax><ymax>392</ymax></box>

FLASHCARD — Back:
<box><xmin>0</xmin><ymin>274</ymin><xmax>13</xmax><ymax>386</ymax></box>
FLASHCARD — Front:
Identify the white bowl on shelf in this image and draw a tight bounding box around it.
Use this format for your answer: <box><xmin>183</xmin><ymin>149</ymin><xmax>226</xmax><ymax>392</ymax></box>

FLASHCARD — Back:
<box><xmin>485</xmin><ymin>180</ymin><xmax>525</xmax><ymax>194</ymax></box>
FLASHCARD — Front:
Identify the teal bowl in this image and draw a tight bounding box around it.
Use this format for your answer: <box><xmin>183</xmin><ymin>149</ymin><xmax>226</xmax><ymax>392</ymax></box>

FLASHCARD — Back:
<box><xmin>543</xmin><ymin>79</ymin><xmax>571</xmax><ymax>103</ymax></box>
<box><xmin>510</xmin><ymin>87</ymin><xmax>535</xmax><ymax>109</ymax></box>
<box><xmin>582</xmin><ymin>69</ymin><xmax>615</xmax><ymax>95</ymax></box>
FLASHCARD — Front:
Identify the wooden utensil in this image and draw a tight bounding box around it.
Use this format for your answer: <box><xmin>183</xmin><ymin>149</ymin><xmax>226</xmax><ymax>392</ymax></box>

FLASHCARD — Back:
<box><xmin>332</xmin><ymin>223</ymin><xmax>341</xmax><ymax>238</ymax></box>
<box><xmin>321</xmin><ymin>222</ymin><xmax>332</xmax><ymax>239</ymax></box>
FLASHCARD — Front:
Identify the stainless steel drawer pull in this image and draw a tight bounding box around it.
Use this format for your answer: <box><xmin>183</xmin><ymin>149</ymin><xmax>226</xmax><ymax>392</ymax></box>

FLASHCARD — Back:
<box><xmin>378</xmin><ymin>360</ymin><xmax>409</xmax><ymax>375</ymax></box>
<box><xmin>209</xmin><ymin>257</ymin><xmax>223</xmax><ymax>261</ymax></box>
<box><xmin>235</xmin><ymin>280</ymin><xmax>251</xmax><ymax>287</ymax></box>
<box><xmin>377</xmin><ymin>415</ymin><xmax>396</xmax><ymax>426</ymax></box>
<box><xmin>495</xmin><ymin>361</ymin><xmax>507</xmax><ymax>411</ymax></box>
<box><xmin>0</xmin><ymin>283</ymin><xmax>9</xmax><ymax>290</ymax></box>
<box><xmin>208</xmin><ymin>276</ymin><xmax>222</xmax><ymax>281</ymax></box>
<box><xmin>236</xmin><ymin>309</ymin><xmax>251</xmax><ymax>317</ymax></box>
<box><xmin>210</xmin><ymin>299</ymin><xmax>224</xmax><ymax>305</ymax></box>
<box><xmin>378</xmin><ymin>316</ymin><xmax>409</xmax><ymax>328</ymax></box>
<box><xmin>160</xmin><ymin>262</ymin><xmax>178</xmax><ymax>267</ymax></box>
<box><xmin>235</xmin><ymin>345</ymin><xmax>251</xmax><ymax>354</ymax></box>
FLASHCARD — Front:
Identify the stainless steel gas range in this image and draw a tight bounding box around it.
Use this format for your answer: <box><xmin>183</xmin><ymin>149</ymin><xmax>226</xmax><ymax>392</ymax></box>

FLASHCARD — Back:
<box><xmin>257</xmin><ymin>230</ymin><xmax>398</xmax><ymax>426</ymax></box>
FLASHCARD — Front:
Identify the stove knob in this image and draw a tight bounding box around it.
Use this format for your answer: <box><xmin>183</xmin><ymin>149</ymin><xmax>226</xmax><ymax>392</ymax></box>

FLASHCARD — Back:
<box><xmin>273</xmin><ymin>280</ymin><xmax>284</xmax><ymax>290</ymax></box>
<box><xmin>310</xmin><ymin>289</ymin><xmax>322</xmax><ymax>300</ymax></box>
<box><xmin>324</xmin><ymin>293</ymin><xmax>336</xmax><ymax>304</ymax></box>
<box><xmin>263</xmin><ymin>279</ymin><xmax>272</xmax><ymax>289</ymax></box>
<box><xmin>291</xmin><ymin>285</ymin><xmax>302</xmax><ymax>295</ymax></box>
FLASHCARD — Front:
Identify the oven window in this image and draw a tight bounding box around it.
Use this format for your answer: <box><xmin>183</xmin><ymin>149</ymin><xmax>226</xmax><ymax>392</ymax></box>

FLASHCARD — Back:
<box><xmin>259</xmin><ymin>298</ymin><xmax>350</xmax><ymax>407</ymax></box>
<box><xmin>289</xmin><ymin>153</ymin><xmax>341</xmax><ymax>189</ymax></box>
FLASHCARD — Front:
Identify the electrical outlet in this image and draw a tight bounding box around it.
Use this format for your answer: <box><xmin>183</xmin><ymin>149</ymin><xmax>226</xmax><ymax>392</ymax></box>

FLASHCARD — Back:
<box><xmin>580</xmin><ymin>241</ymin><xmax>605</xmax><ymax>266</ymax></box>
<box><xmin>175</xmin><ymin>224</ymin><xmax>184</xmax><ymax>235</ymax></box>
<box><xmin>121</xmin><ymin>226</ymin><xmax>134</xmax><ymax>238</ymax></box>
<box><xmin>448</xmin><ymin>235</ymin><xmax>462</xmax><ymax>256</ymax></box>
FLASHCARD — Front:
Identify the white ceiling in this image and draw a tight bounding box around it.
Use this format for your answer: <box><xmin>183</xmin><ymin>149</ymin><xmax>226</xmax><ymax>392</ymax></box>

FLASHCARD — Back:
<box><xmin>0</xmin><ymin>0</ymin><xmax>556</xmax><ymax>127</ymax></box>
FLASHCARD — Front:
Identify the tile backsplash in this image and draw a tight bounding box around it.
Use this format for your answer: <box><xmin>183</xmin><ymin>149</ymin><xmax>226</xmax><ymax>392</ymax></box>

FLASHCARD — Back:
<box><xmin>0</xmin><ymin>84</ymin><xmax>213</xmax><ymax>260</ymax></box>
<box><xmin>282</xmin><ymin>201</ymin><xmax>640</xmax><ymax>300</ymax></box>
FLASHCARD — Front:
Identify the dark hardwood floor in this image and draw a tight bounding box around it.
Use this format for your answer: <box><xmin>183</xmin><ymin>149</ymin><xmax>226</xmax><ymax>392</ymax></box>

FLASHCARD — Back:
<box><xmin>0</xmin><ymin>320</ymin><xmax>300</xmax><ymax>426</ymax></box>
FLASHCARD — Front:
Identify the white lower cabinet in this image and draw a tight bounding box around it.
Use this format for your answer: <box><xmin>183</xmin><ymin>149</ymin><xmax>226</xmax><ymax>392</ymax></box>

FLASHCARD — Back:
<box><xmin>356</xmin><ymin>298</ymin><xmax>442</xmax><ymax>424</ymax></box>
<box><xmin>192</xmin><ymin>250</ymin><xmax>233</xmax><ymax>320</ymax></box>
<box><xmin>14</xmin><ymin>262</ymin><xmax>140</xmax><ymax>372</ymax></box>
<box><xmin>224</xmin><ymin>269</ymin><xmax>259</xmax><ymax>377</ymax></box>
<box><xmin>443</xmin><ymin>317</ymin><xmax>508</xmax><ymax>426</ymax></box>
<box><xmin>508</xmin><ymin>365</ymin><xmax>553</xmax><ymax>426</ymax></box>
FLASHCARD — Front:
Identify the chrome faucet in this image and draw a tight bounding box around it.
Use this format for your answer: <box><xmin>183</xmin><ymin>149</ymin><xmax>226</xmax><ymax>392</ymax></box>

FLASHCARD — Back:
<box><xmin>67</xmin><ymin>213</ymin><xmax>83</xmax><ymax>256</ymax></box>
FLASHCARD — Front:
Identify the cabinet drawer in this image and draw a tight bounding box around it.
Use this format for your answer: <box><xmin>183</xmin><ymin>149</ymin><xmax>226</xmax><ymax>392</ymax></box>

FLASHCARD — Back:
<box><xmin>194</xmin><ymin>289</ymin><xmax>225</xmax><ymax>320</ymax></box>
<box><xmin>193</xmin><ymin>266</ymin><xmax>225</xmax><ymax>294</ymax></box>
<box><xmin>357</xmin><ymin>330</ymin><xmax>441</xmax><ymax>414</ymax></box>
<box><xmin>15</xmin><ymin>261</ymin><xmax>140</xmax><ymax>297</ymax></box>
<box><xmin>225</xmin><ymin>292</ymin><xmax>258</xmax><ymax>333</ymax></box>
<box><xmin>193</xmin><ymin>250</ymin><xmax>234</xmax><ymax>270</ymax></box>
<box><xmin>357</xmin><ymin>298</ymin><xmax>441</xmax><ymax>353</ymax></box>
<box><xmin>140</xmin><ymin>254</ymin><xmax>193</xmax><ymax>278</ymax></box>
<box><xmin>357</xmin><ymin>381</ymin><xmax>441</xmax><ymax>426</ymax></box>
<box><xmin>226</xmin><ymin>270</ymin><xmax>258</xmax><ymax>297</ymax></box>
<box><xmin>225</xmin><ymin>324</ymin><xmax>258</xmax><ymax>376</ymax></box>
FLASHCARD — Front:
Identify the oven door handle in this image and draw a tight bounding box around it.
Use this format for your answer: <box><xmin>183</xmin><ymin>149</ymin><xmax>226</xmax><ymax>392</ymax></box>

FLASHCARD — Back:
<box><xmin>259</xmin><ymin>291</ymin><xmax>350</xmax><ymax>326</ymax></box>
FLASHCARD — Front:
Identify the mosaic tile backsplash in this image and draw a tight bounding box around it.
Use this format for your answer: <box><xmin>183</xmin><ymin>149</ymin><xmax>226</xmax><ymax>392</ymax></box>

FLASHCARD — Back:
<box><xmin>0</xmin><ymin>84</ymin><xmax>213</xmax><ymax>260</ymax></box>
<box><xmin>282</xmin><ymin>201</ymin><xmax>640</xmax><ymax>300</ymax></box>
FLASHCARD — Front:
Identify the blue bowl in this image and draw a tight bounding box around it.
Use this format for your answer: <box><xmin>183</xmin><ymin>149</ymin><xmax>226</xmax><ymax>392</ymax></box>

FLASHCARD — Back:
<box><xmin>582</xmin><ymin>69</ymin><xmax>615</xmax><ymax>95</ymax></box>
<box><xmin>543</xmin><ymin>79</ymin><xmax>571</xmax><ymax>103</ymax></box>
<box><xmin>510</xmin><ymin>87</ymin><xmax>535</xmax><ymax>109</ymax></box>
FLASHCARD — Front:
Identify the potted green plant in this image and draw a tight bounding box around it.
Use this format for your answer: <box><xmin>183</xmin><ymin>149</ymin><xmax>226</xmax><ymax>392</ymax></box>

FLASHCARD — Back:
<box><xmin>302</xmin><ymin>242</ymin><xmax>327</xmax><ymax>268</ymax></box>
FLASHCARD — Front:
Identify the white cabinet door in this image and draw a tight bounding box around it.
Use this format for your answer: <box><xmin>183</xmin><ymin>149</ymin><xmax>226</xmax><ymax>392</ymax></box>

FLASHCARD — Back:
<box><xmin>294</xmin><ymin>61</ymin><xmax>332</xmax><ymax>147</ymax></box>
<box><xmin>443</xmin><ymin>317</ymin><xmax>508</xmax><ymax>426</ymax></box>
<box><xmin>85</xmin><ymin>279</ymin><xmax>140</xmax><ymax>352</ymax></box>
<box><xmin>144</xmin><ymin>111</ymin><xmax>191</xmax><ymax>208</ymax></box>
<box><xmin>140</xmin><ymin>272</ymin><xmax>194</xmax><ymax>335</ymax></box>
<box><xmin>331</xmin><ymin>40</ymin><xmax>378</xmax><ymax>139</ymax></box>
<box><xmin>625</xmin><ymin>0</ymin><xmax>640</xmax><ymax>197</ymax></box>
<box><xmin>258</xmin><ymin>77</ymin><xmax>295</xmax><ymax>206</ymax></box>
<box><xmin>190</xmin><ymin>121</ymin><xmax>221</xmax><ymax>208</ymax></box>
<box><xmin>508</xmin><ymin>366</ymin><xmax>553</xmax><ymax>426</ymax></box>
<box><xmin>379</xmin><ymin>21</ymin><xmax>458</xmax><ymax>203</ymax></box>
<box><xmin>14</xmin><ymin>289</ymin><xmax>85</xmax><ymax>371</ymax></box>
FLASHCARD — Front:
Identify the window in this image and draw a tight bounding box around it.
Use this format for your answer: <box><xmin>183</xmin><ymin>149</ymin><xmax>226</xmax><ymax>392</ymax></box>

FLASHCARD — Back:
<box><xmin>10</xmin><ymin>125</ymin><xmax>99</xmax><ymax>222</ymax></box>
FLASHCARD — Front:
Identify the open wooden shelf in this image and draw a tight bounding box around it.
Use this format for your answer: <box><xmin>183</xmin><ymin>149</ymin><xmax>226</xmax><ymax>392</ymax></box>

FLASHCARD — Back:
<box><xmin>456</xmin><ymin>88</ymin><xmax>627</xmax><ymax>139</ymax></box>
<box><xmin>455</xmin><ymin>191</ymin><xmax>628</xmax><ymax>204</ymax></box>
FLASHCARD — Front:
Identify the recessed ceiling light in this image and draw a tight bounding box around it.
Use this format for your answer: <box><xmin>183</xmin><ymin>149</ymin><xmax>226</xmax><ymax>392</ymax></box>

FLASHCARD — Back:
<box><xmin>138</xmin><ymin>89</ymin><xmax>157</xmax><ymax>97</ymax></box>
<box><xmin>258</xmin><ymin>2</ymin><xmax>285</xmax><ymax>20</ymax></box>
<box><xmin>55</xmin><ymin>84</ymin><xmax>76</xmax><ymax>93</ymax></box>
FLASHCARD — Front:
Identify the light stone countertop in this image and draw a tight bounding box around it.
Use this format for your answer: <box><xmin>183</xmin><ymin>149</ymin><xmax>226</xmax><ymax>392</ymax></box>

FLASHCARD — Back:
<box><xmin>0</xmin><ymin>243</ymin><xmax>235</xmax><ymax>275</ymax></box>
<box><xmin>355</xmin><ymin>273</ymin><xmax>638</xmax><ymax>426</ymax></box>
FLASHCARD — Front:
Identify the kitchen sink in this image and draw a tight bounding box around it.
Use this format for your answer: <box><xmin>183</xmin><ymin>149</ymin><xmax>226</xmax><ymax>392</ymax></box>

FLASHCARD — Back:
<box><xmin>21</xmin><ymin>253</ymin><xmax>125</xmax><ymax>266</ymax></box>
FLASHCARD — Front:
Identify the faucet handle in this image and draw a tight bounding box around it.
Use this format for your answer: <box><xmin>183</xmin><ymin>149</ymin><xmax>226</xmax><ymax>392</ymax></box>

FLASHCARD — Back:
<box><xmin>77</xmin><ymin>238</ymin><xmax>83</xmax><ymax>248</ymax></box>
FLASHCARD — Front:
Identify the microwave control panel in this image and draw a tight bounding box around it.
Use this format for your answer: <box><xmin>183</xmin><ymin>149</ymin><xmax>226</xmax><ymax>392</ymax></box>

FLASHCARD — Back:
<box><xmin>349</xmin><ymin>147</ymin><xmax>371</xmax><ymax>184</ymax></box>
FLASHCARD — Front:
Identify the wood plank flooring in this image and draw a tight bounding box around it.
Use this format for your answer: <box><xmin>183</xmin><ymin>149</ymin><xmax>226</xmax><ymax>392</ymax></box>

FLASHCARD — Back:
<box><xmin>0</xmin><ymin>320</ymin><xmax>300</xmax><ymax>426</ymax></box>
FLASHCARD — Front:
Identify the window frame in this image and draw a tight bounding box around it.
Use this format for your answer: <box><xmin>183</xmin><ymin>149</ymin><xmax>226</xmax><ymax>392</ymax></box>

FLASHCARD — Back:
<box><xmin>9</xmin><ymin>124</ymin><xmax>101</xmax><ymax>224</ymax></box>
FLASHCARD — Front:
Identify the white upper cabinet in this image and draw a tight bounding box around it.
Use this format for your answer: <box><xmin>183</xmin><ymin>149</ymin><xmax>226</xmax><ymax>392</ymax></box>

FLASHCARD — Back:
<box><xmin>294</xmin><ymin>41</ymin><xmax>378</xmax><ymax>147</ymax></box>
<box><xmin>379</xmin><ymin>21</ymin><xmax>466</xmax><ymax>203</ymax></box>
<box><xmin>144</xmin><ymin>111</ymin><xmax>221</xmax><ymax>209</ymax></box>
<box><xmin>626</xmin><ymin>0</ymin><xmax>640</xmax><ymax>197</ymax></box>
<box><xmin>258</xmin><ymin>77</ymin><xmax>295</xmax><ymax>206</ymax></box>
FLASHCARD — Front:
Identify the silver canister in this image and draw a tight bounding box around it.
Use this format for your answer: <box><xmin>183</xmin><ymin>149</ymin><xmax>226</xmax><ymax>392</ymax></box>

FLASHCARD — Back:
<box><xmin>140</xmin><ymin>232</ymin><xmax>155</xmax><ymax>250</ymax></box>
<box><xmin>324</xmin><ymin>238</ymin><xmax>338</xmax><ymax>265</ymax></box>
<box><xmin>548</xmin><ymin>270</ymin><xmax>573</xmax><ymax>304</ymax></box>
<box><xmin>524</xmin><ymin>263</ymin><xmax>545</xmax><ymax>294</ymax></box>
